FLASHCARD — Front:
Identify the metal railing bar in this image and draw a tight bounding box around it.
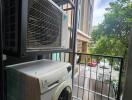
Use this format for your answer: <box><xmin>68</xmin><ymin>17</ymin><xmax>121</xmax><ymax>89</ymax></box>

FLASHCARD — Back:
<box><xmin>79</xmin><ymin>75</ymin><xmax>110</xmax><ymax>82</ymax></box>
<box><xmin>71</xmin><ymin>0</ymin><xmax>79</xmax><ymax>86</ymax></box>
<box><xmin>117</xmin><ymin>58</ymin><xmax>124</xmax><ymax>100</ymax></box>
<box><xmin>79</xmin><ymin>75</ymin><xmax>114</xmax><ymax>83</ymax></box>
<box><xmin>77</xmin><ymin>61</ymin><xmax>81</xmax><ymax>98</ymax></box>
<box><xmin>88</xmin><ymin>55</ymin><xmax>92</xmax><ymax>100</ymax></box>
<box><xmin>79</xmin><ymin>75</ymin><xmax>94</xmax><ymax>79</ymax></box>
<box><xmin>56</xmin><ymin>53</ymin><xmax>57</xmax><ymax>61</ymax></box>
<box><xmin>112</xmin><ymin>85</ymin><xmax>117</xmax><ymax>98</ymax></box>
<box><xmin>72</xmin><ymin>52</ymin><xmax>123</xmax><ymax>59</ymax></box>
<box><xmin>81</xmin><ymin>56</ymin><xmax>87</xmax><ymax>100</ymax></box>
<box><xmin>74</xmin><ymin>85</ymin><xmax>115</xmax><ymax>100</ymax></box>
<box><xmin>101</xmin><ymin>58</ymin><xmax>105</xmax><ymax>100</ymax></box>
<box><xmin>64</xmin><ymin>53</ymin><xmax>66</xmax><ymax>62</ymax></box>
<box><xmin>50</xmin><ymin>53</ymin><xmax>52</xmax><ymax>60</ymax></box>
<box><xmin>72</xmin><ymin>96</ymin><xmax>82</xmax><ymax>100</ymax></box>
<box><xmin>108</xmin><ymin>58</ymin><xmax>113</xmax><ymax>100</ymax></box>
<box><xmin>60</xmin><ymin>53</ymin><xmax>62</xmax><ymax>61</ymax></box>
<box><xmin>94</xmin><ymin>60</ymin><xmax>99</xmax><ymax>100</ymax></box>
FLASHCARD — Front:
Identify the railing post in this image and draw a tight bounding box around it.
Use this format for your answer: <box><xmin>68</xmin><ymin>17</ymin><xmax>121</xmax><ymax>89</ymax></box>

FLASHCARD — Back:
<box><xmin>117</xmin><ymin>58</ymin><xmax>124</xmax><ymax>100</ymax></box>
<box><xmin>71</xmin><ymin>0</ymin><xmax>79</xmax><ymax>86</ymax></box>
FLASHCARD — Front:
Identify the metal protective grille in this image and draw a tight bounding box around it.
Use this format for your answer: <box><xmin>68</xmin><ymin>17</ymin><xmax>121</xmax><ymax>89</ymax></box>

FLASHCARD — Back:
<box><xmin>4</xmin><ymin>0</ymin><xmax>63</xmax><ymax>54</ymax></box>
<box><xmin>72</xmin><ymin>53</ymin><xmax>123</xmax><ymax>100</ymax></box>
<box><xmin>4</xmin><ymin>0</ymin><xmax>18</xmax><ymax>52</ymax></box>
<box><xmin>49</xmin><ymin>52</ymin><xmax>123</xmax><ymax>100</ymax></box>
<box><xmin>27</xmin><ymin>0</ymin><xmax>62</xmax><ymax>49</ymax></box>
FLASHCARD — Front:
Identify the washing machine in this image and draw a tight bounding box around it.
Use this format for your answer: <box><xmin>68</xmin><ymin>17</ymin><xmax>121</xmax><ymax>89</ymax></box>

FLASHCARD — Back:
<box><xmin>6</xmin><ymin>59</ymin><xmax>72</xmax><ymax>100</ymax></box>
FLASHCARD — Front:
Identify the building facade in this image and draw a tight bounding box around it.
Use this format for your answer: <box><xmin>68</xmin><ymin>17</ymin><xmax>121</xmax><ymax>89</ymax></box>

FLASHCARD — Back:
<box><xmin>51</xmin><ymin>0</ymin><xmax>94</xmax><ymax>62</ymax></box>
<box><xmin>76</xmin><ymin>0</ymin><xmax>94</xmax><ymax>53</ymax></box>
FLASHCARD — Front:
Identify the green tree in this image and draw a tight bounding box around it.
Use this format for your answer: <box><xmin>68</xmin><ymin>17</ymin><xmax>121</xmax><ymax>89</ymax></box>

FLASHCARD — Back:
<box><xmin>91</xmin><ymin>24</ymin><xmax>105</xmax><ymax>42</ymax></box>
<box><xmin>103</xmin><ymin>0</ymin><xmax>132</xmax><ymax>46</ymax></box>
<box><xmin>89</xmin><ymin>36</ymin><xmax>127</xmax><ymax>56</ymax></box>
<box><xmin>90</xmin><ymin>0</ymin><xmax>132</xmax><ymax>57</ymax></box>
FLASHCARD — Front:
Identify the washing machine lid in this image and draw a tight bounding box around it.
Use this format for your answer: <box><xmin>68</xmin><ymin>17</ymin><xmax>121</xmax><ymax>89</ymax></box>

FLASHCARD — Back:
<box><xmin>6</xmin><ymin>59</ymin><xmax>71</xmax><ymax>94</ymax></box>
<box><xmin>6</xmin><ymin>59</ymin><xmax>71</xmax><ymax>77</ymax></box>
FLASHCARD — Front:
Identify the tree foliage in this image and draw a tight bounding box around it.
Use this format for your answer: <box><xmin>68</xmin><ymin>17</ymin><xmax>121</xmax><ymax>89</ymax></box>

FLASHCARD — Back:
<box><xmin>91</xmin><ymin>24</ymin><xmax>104</xmax><ymax>42</ymax></box>
<box><xmin>90</xmin><ymin>36</ymin><xmax>127</xmax><ymax>56</ymax></box>
<box><xmin>103</xmin><ymin>0</ymin><xmax>132</xmax><ymax>47</ymax></box>
<box><xmin>90</xmin><ymin>0</ymin><xmax>132</xmax><ymax>57</ymax></box>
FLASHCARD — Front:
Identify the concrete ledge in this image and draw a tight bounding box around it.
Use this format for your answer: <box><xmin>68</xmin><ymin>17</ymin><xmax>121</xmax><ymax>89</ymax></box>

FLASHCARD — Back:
<box><xmin>77</xmin><ymin>29</ymin><xmax>91</xmax><ymax>42</ymax></box>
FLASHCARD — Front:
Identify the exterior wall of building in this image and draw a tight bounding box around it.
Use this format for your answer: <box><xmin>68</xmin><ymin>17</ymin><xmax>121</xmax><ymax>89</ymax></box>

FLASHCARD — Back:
<box><xmin>61</xmin><ymin>0</ymin><xmax>94</xmax><ymax>73</ymax></box>
<box><xmin>76</xmin><ymin>29</ymin><xmax>91</xmax><ymax>52</ymax></box>
<box><xmin>65</xmin><ymin>0</ymin><xmax>94</xmax><ymax>53</ymax></box>
<box><xmin>76</xmin><ymin>0</ymin><xmax>94</xmax><ymax>53</ymax></box>
<box><xmin>77</xmin><ymin>0</ymin><xmax>94</xmax><ymax>34</ymax></box>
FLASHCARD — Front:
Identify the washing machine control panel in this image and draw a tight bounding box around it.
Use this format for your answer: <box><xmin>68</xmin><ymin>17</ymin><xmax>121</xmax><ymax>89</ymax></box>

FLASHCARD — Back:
<box><xmin>39</xmin><ymin>64</ymin><xmax>71</xmax><ymax>94</ymax></box>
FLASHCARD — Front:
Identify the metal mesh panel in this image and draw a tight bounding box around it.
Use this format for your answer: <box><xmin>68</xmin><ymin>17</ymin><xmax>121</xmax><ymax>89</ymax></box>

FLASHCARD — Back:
<box><xmin>27</xmin><ymin>0</ymin><xmax>62</xmax><ymax>49</ymax></box>
<box><xmin>4</xmin><ymin>0</ymin><xmax>18</xmax><ymax>52</ymax></box>
<box><xmin>3</xmin><ymin>0</ymin><xmax>63</xmax><ymax>55</ymax></box>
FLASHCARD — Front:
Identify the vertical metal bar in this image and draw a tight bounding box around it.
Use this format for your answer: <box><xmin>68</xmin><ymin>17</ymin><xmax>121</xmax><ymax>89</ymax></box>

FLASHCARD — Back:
<box><xmin>77</xmin><ymin>56</ymin><xmax>81</xmax><ymax>99</ymax></box>
<box><xmin>69</xmin><ymin>10</ymin><xmax>73</xmax><ymax>49</ymax></box>
<box><xmin>50</xmin><ymin>53</ymin><xmax>52</xmax><ymax>60</ymax></box>
<box><xmin>101</xmin><ymin>58</ymin><xmax>105</xmax><ymax>100</ymax></box>
<box><xmin>94</xmin><ymin>56</ymin><xmax>99</xmax><ymax>100</ymax></box>
<box><xmin>0</xmin><ymin>0</ymin><xmax>4</xmax><ymax>99</ymax></box>
<box><xmin>88</xmin><ymin>55</ymin><xmax>92</xmax><ymax>100</ymax></box>
<box><xmin>108</xmin><ymin>58</ymin><xmax>113</xmax><ymax>100</ymax></box>
<box><xmin>71</xmin><ymin>0</ymin><xmax>79</xmax><ymax>86</ymax></box>
<box><xmin>69</xmin><ymin>52</ymin><xmax>71</xmax><ymax>63</ymax></box>
<box><xmin>56</xmin><ymin>52</ymin><xmax>57</xmax><ymax>61</ymax></box>
<box><xmin>82</xmin><ymin>55</ymin><xmax>87</xmax><ymax>100</ymax></box>
<box><xmin>64</xmin><ymin>53</ymin><xmax>66</xmax><ymax>62</ymax></box>
<box><xmin>117</xmin><ymin>58</ymin><xmax>124</xmax><ymax>100</ymax></box>
<box><xmin>59</xmin><ymin>52</ymin><xmax>63</xmax><ymax>61</ymax></box>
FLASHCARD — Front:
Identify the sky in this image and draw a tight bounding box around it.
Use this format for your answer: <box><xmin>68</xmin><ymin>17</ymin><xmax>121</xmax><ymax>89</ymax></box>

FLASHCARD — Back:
<box><xmin>93</xmin><ymin>0</ymin><xmax>116</xmax><ymax>26</ymax></box>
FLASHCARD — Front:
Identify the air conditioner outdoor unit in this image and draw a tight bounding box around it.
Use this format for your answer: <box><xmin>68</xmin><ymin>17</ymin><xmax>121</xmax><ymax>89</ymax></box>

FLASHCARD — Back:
<box><xmin>3</xmin><ymin>0</ymin><xmax>69</xmax><ymax>57</ymax></box>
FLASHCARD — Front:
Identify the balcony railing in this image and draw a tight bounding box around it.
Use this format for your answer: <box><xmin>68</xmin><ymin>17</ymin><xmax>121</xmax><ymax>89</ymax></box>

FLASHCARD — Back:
<box><xmin>49</xmin><ymin>52</ymin><xmax>124</xmax><ymax>100</ymax></box>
